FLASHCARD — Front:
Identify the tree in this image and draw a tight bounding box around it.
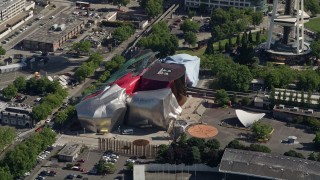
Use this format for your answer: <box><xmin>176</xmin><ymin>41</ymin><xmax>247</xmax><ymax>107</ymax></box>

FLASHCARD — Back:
<box><xmin>205</xmin><ymin>139</ymin><xmax>220</xmax><ymax>149</ymax></box>
<box><xmin>139</xmin><ymin>21</ymin><xmax>178</xmax><ymax>58</ymax></box>
<box><xmin>284</xmin><ymin>150</ymin><xmax>305</xmax><ymax>159</ymax></box>
<box><xmin>0</xmin><ymin>46</ymin><xmax>6</xmax><ymax>55</ymax></box>
<box><xmin>236</xmin><ymin>34</ymin><xmax>240</xmax><ymax>46</ymax></box>
<box><xmin>215</xmin><ymin>89</ymin><xmax>230</xmax><ymax>106</ymax></box>
<box><xmin>294</xmin><ymin>92</ymin><xmax>298</xmax><ymax>104</ymax></box>
<box><xmin>232</xmin><ymin>93</ymin><xmax>238</xmax><ymax>104</ymax></box>
<box><xmin>113</xmin><ymin>25</ymin><xmax>135</xmax><ymax>42</ymax></box>
<box><xmin>184</xmin><ymin>31</ymin><xmax>197</xmax><ymax>47</ymax></box>
<box><xmin>310</xmin><ymin>40</ymin><xmax>320</xmax><ymax>59</ymax></box>
<box><xmin>191</xmin><ymin>146</ymin><xmax>201</xmax><ymax>163</ymax></box>
<box><xmin>156</xmin><ymin>144</ymin><xmax>169</xmax><ymax>163</ymax></box>
<box><xmin>314</xmin><ymin>131</ymin><xmax>320</xmax><ymax>149</ymax></box>
<box><xmin>228</xmin><ymin>37</ymin><xmax>233</xmax><ymax>47</ymax></box>
<box><xmin>113</xmin><ymin>0</ymin><xmax>130</xmax><ymax>7</ymax></box>
<box><xmin>249</xmin><ymin>144</ymin><xmax>271</xmax><ymax>153</ymax></box>
<box><xmin>126</xmin><ymin>162</ymin><xmax>134</xmax><ymax>171</ymax></box>
<box><xmin>308</xmin><ymin>152</ymin><xmax>318</xmax><ymax>161</ymax></box>
<box><xmin>248</xmin><ymin>30</ymin><xmax>253</xmax><ymax>43</ymax></box>
<box><xmin>255</xmin><ymin>31</ymin><xmax>261</xmax><ymax>44</ymax></box>
<box><xmin>282</xmin><ymin>90</ymin><xmax>287</xmax><ymax>102</ymax></box>
<box><xmin>288</xmin><ymin>91</ymin><xmax>294</xmax><ymax>105</ymax></box>
<box><xmin>227</xmin><ymin>140</ymin><xmax>246</xmax><ymax>150</ymax></box>
<box><xmin>71</xmin><ymin>41</ymin><xmax>91</xmax><ymax>55</ymax></box>
<box><xmin>241</xmin><ymin>32</ymin><xmax>247</xmax><ymax>45</ymax></box>
<box><xmin>277</xmin><ymin>91</ymin><xmax>282</xmax><ymax>103</ymax></box>
<box><xmin>270</xmin><ymin>87</ymin><xmax>275</xmax><ymax>104</ymax></box>
<box><xmin>180</xmin><ymin>19</ymin><xmax>200</xmax><ymax>33</ymax></box>
<box><xmin>55</xmin><ymin>111</ymin><xmax>68</xmax><ymax>128</ymax></box>
<box><xmin>2</xmin><ymin>84</ymin><xmax>17</xmax><ymax>100</ymax></box>
<box><xmin>205</xmin><ymin>38</ymin><xmax>214</xmax><ymax>55</ymax></box>
<box><xmin>225</xmin><ymin>42</ymin><xmax>230</xmax><ymax>52</ymax></box>
<box><xmin>0</xmin><ymin>167</ymin><xmax>13</xmax><ymax>180</ymax></box>
<box><xmin>0</xmin><ymin>127</ymin><xmax>16</xmax><ymax>151</ymax></box>
<box><xmin>32</xmin><ymin>104</ymin><xmax>51</xmax><ymax>121</ymax></box>
<box><xmin>13</xmin><ymin>76</ymin><xmax>26</xmax><ymax>92</ymax></box>
<box><xmin>218</xmin><ymin>41</ymin><xmax>223</xmax><ymax>52</ymax></box>
<box><xmin>145</xmin><ymin>0</ymin><xmax>163</xmax><ymax>18</ymax></box>
<box><xmin>307</xmin><ymin>90</ymin><xmax>312</xmax><ymax>107</ymax></box>
<box><xmin>304</xmin><ymin>0</ymin><xmax>320</xmax><ymax>16</ymax></box>
<box><xmin>251</xmin><ymin>12</ymin><xmax>263</xmax><ymax>28</ymax></box>
<box><xmin>96</xmin><ymin>160</ymin><xmax>106</xmax><ymax>174</ymax></box>
<box><xmin>187</xmin><ymin>137</ymin><xmax>205</xmax><ymax>148</ymax></box>
<box><xmin>187</xmin><ymin>10</ymin><xmax>196</xmax><ymax>19</ymax></box>
<box><xmin>241</xmin><ymin>97</ymin><xmax>251</xmax><ymax>106</ymax></box>
<box><xmin>251</xmin><ymin>121</ymin><xmax>273</xmax><ymax>140</ymax></box>
<box><xmin>105</xmin><ymin>163</ymin><xmax>116</xmax><ymax>174</ymax></box>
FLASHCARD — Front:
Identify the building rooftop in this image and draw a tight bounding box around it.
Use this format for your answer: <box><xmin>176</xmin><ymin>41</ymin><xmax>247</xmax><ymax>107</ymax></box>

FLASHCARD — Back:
<box><xmin>0</xmin><ymin>0</ymin><xmax>23</xmax><ymax>12</ymax></box>
<box><xmin>219</xmin><ymin>148</ymin><xmax>320</xmax><ymax>180</ymax></box>
<box><xmin>58</xmin><ymin>143</ymin><xmax>82</xmax><ymax>157</ymax></box>
<box><xmin>273</xmin><ymin>104</ymin><xmax>320</xmax><ymax>118</ymax></box>
<box><xmin>25</xmin><ymin>13</ymin><xmax>85</xmax><ymax>43</ymax></box>
<box><xmin>142</xmin><ymin>63</ymin><xmax>185</xmax><ymax>82</ymax></box>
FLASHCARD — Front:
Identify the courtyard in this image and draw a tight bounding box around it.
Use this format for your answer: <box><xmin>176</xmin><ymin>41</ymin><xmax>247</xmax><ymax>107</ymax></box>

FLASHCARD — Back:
<box><xmin>199</xmin><ymin>107</ymin><xmax>316</xmax><ymax>157</ymax></box>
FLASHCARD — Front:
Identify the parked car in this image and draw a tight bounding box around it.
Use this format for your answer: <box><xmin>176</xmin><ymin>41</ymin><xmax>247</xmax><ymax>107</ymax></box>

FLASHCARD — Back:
<box><xmin>77</xmin><ymin>159</ymin><xmax>85</xmax><ymax>163</ymax></box>
<box><xmin>66</xmin><ymin>174</ymin><xmax>76</xmax><ymax>179</ymax></box>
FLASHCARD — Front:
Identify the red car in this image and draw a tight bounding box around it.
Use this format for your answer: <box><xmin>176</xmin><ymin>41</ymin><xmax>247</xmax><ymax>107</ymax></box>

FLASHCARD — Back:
<box><xmin>78</xmin><ymin>159</ymin><xmax>85</xmax><ymax>163</ymax></box>
<box><xmin>80</xmin><ymin>168</ymin><xmax>87</xmax><ymax>173</ymax></box>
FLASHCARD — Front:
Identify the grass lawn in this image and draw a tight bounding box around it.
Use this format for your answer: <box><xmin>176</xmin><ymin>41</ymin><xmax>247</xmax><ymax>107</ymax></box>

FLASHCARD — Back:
<box><xmin>305</xmin><ymin>17</ymin><xmax>320</xmax><ymax>32</ymax></box>
<box><xmin>176</xmin><ymin>31</ymin><xmax>268</xmax><ymax>56</ymax></box>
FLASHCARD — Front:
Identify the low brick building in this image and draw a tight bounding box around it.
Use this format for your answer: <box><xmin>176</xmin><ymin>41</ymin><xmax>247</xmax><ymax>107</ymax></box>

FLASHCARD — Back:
<box><xmin>22</xmin><ymin>13</ymin><xmax>86</xmax><ymax>52</ymax></box>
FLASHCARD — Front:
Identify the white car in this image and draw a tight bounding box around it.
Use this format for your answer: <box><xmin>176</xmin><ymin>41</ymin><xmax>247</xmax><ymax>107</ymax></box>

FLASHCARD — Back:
<box><xmin>111</xmin><ymin>154</ymin><xmax>119</xmax><ymax>159</ymax></box>
<box><xmin>24</xmin><ymin>172</ymin><xmax>30</xmax><ymax>176</ymax></box>
<box><xmin>45</xmin><ymin>118</ymin><xmax>51</xmax><ymax>123</ymax></box>
<box><xmin>126</xmin><ymin>159</ymin><xmax>135</xmax><ymax>163</ymax></box>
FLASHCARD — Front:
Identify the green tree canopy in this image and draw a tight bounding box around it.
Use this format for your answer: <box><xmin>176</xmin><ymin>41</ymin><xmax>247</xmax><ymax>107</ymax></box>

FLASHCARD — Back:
<box><xmin>71</xmin><ymin>41</ymin><xmax>92</xmax><ymax>54</ymax></box>
<box><xmin>251</xmin><ymin>12</ymin><xmax>263</xmax><ymax>28</ymax></box>
<box><xmin>145</xmin><ymin>0</ymin><xmax>163</xmax><ymax>18</ymax></box>
<box><xmin>180</xmin><ymin>19</ymin><xmax>200</xmax><ymax>33</ymax></box>
<box><xmin>0</xmin><ymin>46</ymin><xmax>6</xmax><ymax>55</ymax></box>
<box><xmin>2</xmin><ymin>84</ymin><xmax>17</xmax><ymax>100</ymax></box>
<box><xmin>310</xmin><ymin>40</ymin><xmax>320</xmax><ymax>59</ymax></box>
<box><xmin>215</xmin><ymin>89</ymin><xmax>230</xmax><ymax>106</ymax></box>
<box><xmin>305</xmin><ymin>0</ymin><xmax>320</xmax><ymax>16</ymax></box>
<box><xmin>251</xmin><ymin>122</ymin><xmax>273</xmax><ymax>140</ymax></box>
<box><xmin>13</xmin><ymin>76</ymin><xmax>26</xmax><ymax>92</ymax></box>
<box><xmin>284</xmin><ymin>150</ymin><xmax>305</xmax><ymax>159</ymax></box>
<box><xmin>184</xmin><ymin>31</ymin><xmax>197</xmax><ymax>47</ymax></box>
<box><xmin>112</xmin><ymin>25</ymin><xmax>135</xmax><ymax>42</ymax></box>
<box><xmin>139</xmin><ymin>21</ymin><xmax>178</xmax><ymax>58</ymax></box>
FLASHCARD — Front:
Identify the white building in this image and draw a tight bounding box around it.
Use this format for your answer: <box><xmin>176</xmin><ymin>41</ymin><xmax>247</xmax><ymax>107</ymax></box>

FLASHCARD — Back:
<box><xmin>0</xmin><ymin>0</ymin><xmax>26</xmax><ymax>23</ymax></box>
<box><xmin>184</xmin><ymin>0</ymin><xmax>267</xmax><ymax>12</ymax></box>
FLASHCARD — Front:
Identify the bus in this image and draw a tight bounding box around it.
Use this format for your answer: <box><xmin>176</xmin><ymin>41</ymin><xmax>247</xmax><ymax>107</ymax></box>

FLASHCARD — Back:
<box><xmin>76</xmin><ymin>1</ymin><xmax>90</xmax><ymax>9</ymax></box>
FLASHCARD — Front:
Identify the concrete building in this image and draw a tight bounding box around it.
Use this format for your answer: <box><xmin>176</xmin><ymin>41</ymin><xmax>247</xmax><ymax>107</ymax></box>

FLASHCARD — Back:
<box><xmin>220</xmin><ymin>148</ymin><xmax>320</xmax><ymax>180</ymax></box>
<box><xmin>184</xmin><ymin>0</ymin><xmax>267</xmax><ymax>12</ymax></box>
<box><xmin>0</xmin><ymin>106</ymin><xmax>34</xmax><ymax>128</ymax></box>
<box><xmin>58</xmin><ymin>143</ymin><xmax>82</xmax><ymax>162</ymax></box>
<box><xmin>273</xmin><ymin>104</ymin><xmax>320</xmax><ymax>122</ymax></box>
<box><xmin>22</xmin><ymin>13</ymin><xmax>86</xmax><ymax>52</ymax></box>
<box><xmin>0</xmin><ymin>0</ymin><xmax>25</xmax><ymax>23</ymax></box>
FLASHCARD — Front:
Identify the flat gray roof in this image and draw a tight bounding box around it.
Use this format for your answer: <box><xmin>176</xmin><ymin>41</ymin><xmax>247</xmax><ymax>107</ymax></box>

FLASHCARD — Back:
<box><xmin>219</xmin><ymin>148</ymin><xmax>320</xmax><ymax>180</ymax></box>
<box><xmin>58</xmin><ymin>143</ymin><xmax>82</xmax><ymax>157</ymax></box>
<box><xmin>273</xmin><ymin>105</ymin><xmax>320</xmax><ymax>118</ymax></box>
<box><xmin>24</xmin><ymin>13</ymin><xmax>85</xmax><ymax>44</ymax></box>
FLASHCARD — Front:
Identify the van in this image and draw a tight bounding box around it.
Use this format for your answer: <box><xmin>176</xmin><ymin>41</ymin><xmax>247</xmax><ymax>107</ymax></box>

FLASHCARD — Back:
<box><xmin>121</xmin><ymin>129</ymin><xmax>133</xmax><ymax>135</ymax></box>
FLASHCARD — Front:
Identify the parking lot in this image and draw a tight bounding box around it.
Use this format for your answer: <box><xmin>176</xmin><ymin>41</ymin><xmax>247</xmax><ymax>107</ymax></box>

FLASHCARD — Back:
<box><xmin>28</xmin><ymin>146</ymin><xmax>135</xmax><ymax>180</ymax></box>
<box><xmin>199</xmin><ymin>108</ymin><xmax>316</xmax><ymax>157</ymax></box>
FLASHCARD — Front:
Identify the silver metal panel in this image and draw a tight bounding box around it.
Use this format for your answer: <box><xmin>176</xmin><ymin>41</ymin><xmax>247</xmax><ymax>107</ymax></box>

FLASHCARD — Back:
<box><xmin>127</xmin><ymin>88</ymin><xmax>182</xmax><ymax>129</ymax></box>
<box><xmin>76</xmin><ymin>84</ymin><xmax>127</xmax><ymax>132</ymax></box>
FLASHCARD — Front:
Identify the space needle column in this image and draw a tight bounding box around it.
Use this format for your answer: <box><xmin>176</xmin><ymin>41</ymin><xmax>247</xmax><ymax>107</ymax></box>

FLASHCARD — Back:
<box><xmin>266</xmin><ymin>0</ymin><xmax>279</xmax><ymax>50</ymax></box>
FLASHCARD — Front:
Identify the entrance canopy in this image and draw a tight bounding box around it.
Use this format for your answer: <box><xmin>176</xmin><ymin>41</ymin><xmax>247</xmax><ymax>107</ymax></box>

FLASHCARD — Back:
<box><xmin>235</xmin><ymin>109</ymin><xmax>265</xmax><ymax>127</ymax></box>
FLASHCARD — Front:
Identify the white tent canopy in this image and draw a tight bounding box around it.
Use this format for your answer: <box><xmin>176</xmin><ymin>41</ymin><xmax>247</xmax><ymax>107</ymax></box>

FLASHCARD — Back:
<box><xmin>235</xmin><ymin>109</ymin><xmax>265</xmax><ymax>127</ymax></box>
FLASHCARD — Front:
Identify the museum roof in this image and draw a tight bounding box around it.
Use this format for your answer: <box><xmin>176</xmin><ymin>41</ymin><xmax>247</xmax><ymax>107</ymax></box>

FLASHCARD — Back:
<box><xmin>142</xmin><ymin>63</ymin><xmax>185</xmax><ymax>82</ymax></box>
<box><xmin>219</xmin><ymin>148</ymin><xmax>320</xmax><ymax>180</ymax></box>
